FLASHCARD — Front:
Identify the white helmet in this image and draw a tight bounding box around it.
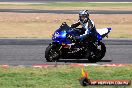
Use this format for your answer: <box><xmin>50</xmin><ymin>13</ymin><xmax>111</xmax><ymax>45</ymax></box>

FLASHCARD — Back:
<box><xmin>79</xmin><ymin>10</ymin><xmax>89</xmax><ymax>23</ymax></box>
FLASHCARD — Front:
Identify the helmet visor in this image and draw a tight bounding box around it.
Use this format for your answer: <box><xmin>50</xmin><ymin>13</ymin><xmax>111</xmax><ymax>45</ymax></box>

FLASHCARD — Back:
<box><xmin>79</xmin><ymin>14</ymin><xmax>87</xmax><ymax>21</ymax></box>
<box><xmin>80</xmin><ymin>15</ymin><xmax>87</xmax><ymax>21</ymax></box>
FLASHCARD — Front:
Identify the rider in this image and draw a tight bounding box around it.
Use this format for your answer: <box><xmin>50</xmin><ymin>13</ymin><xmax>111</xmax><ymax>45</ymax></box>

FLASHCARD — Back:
<box><xmin>70</xmin><ymin>10</ymin><xmax>98</xmax><ymax>43</ymax></box>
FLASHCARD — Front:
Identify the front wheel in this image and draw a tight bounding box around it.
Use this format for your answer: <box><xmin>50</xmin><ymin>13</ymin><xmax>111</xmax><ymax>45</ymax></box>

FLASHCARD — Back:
<box><xmin>45</xmin><ymin>43</ymin><xmax>61</xmax><ymax>62</ymax></box>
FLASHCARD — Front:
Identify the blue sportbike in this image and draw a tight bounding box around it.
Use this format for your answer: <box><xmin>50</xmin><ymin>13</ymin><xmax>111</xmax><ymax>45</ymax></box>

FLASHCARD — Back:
<box><xmin>45</xmin><ymin>22</ymin><xmax>111</xmax><ymax>62</ymax></box>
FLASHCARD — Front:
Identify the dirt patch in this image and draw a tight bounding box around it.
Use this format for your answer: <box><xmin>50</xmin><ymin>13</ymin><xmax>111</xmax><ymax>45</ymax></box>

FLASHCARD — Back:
<box><xmin>0</xmin><ymin>13</ymin><xmax>76</xmax><ymax>23</ymax></box>
<box><xmin>0</xmin><ymin>13</ymin><xmax>132</xmax><ymax>38</ymax></box>
<box><xmin>0</xmin><ymin>13</ymin><xmax>132</xmax><ymax>24</ymax></box>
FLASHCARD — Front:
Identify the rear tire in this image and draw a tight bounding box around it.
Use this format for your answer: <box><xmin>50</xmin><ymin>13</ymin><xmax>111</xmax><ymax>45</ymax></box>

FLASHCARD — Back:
<box><xmin>87</xmin><ymin>42</ymin><xmax>106</xmax><ymax>63</ymax></box>
<box><xmin>45</xmin><ymin>43</ymin><xmax>61</xmax><ymax>62</ymax></box>
<box><xmin>98</xmin><ymin>42</ymin><xmax>106</xmax><ymax>60</ymax></box>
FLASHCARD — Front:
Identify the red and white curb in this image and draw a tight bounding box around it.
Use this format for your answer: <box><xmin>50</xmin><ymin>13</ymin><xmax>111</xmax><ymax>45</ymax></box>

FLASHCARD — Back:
<box><xmin>32</xmin><ymin>64</ymin><xmax>130</xmax><ymax>68</ymax></box>
<box><xmin>0</xmin><ymin>64</ymin><xmax>130</xmax><ymax>68</ymax></box>
<box><xmin>101</xmin><ymin>64</ymin><xmax>129</xmax><ymax>67</ymax></box>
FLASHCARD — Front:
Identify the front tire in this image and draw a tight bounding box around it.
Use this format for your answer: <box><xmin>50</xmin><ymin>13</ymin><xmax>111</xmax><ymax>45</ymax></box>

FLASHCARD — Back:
<box><xmin>45</xmin><ymin>43</ymin><xmax>61</xmax><ymax>62</ymax></box>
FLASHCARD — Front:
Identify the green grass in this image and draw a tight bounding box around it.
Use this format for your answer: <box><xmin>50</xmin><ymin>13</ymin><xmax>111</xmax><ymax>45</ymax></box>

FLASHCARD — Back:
<box><xmin>0</xmin><ymin>66</ymin><xmax>131</xmax><ymax>88</ymax></box>
<box><xmin>43</xmin><ymin>2</ymin><xmax>132</xmax><ymax>7</ymax></box>
<box><xmin>0</xmin><ymin>2</ymin><xmax>132</xmax><ymax>8</ymax></box>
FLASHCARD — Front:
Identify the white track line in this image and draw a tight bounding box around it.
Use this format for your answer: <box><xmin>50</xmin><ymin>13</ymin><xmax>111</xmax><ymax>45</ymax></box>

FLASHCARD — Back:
<box><xmin>0</xmin><ymin>2</ymin><xmax>48</xmax><ymax>5</ymax></box>
<box><xmin>88</xmin><ymin>2</ymin><xmax>132</xmax><ymax>3</ymax></box>
<box><xmin>0</xmin><ymin>2</ymin><xmax>132</xmax><ymax>5</ymax></box>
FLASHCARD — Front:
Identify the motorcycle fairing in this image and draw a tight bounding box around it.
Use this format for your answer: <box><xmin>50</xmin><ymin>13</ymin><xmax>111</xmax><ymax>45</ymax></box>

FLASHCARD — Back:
<box><xmin>52</xmin><ymin>25</ymin><xmax>72</xmax><ymax>44</ymax></box>
<box><xmin>52</xmin><ymin>24</ymin><xmax>112</xmax><ymax>44</ymax></box>
<box><xmin>97</xmin><ymin>28</ymin><xmax>112</xmax><ymax>39</ymax></box>
<box><xmin>52</xmin><ymin>28</ymin><xmax>70</xmax><ymax>44</ymax></box>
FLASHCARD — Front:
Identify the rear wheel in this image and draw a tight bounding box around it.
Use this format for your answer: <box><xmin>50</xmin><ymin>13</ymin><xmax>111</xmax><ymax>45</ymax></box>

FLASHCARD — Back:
<box><xmin>97</xmin><ymin>42</ymin><xmax>106</xmax><ymax>60</ymax></box>
<box><xmin>87</xmin><ymin>42</ymin><xmax>106</xmax><ymax>63</ymax></box>
<box><xmin>45</xmin><ymin>43</ymin><xmax>61</xmax><ymax>62</ymax></box>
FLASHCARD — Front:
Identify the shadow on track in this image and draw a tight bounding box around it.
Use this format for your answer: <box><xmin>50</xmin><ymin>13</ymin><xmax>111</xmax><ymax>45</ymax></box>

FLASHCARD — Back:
<box><xmin>58</xmin><ymin>59</ymin><xmax>112</xmax><ymax>63</ymax></box>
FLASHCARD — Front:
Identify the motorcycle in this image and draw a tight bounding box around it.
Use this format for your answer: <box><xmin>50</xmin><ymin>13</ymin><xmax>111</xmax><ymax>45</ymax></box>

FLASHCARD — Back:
<box><xmin>45</xmin><ymin>22</ymin><xmax>111</xmax><ymax>63</ymax></box>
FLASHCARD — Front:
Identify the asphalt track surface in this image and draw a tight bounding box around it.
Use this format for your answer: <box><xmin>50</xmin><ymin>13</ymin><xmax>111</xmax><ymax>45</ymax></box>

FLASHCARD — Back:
<box><xmin>0</xmin><ymin>0</ymin><xmax>132</xmax><ymax>2</ymax></box>
<box><xmin>0</xmin><ymin>9</ymin><xmax>132</xmax><ymax>14</ymax></box>
<box><xmin>0</xmin><ymin>39</ymin><xmax>132</xmax><ymax>65</ymax></box>
<box><xmin>0</xmin><ymin>0</ymin><xmax>132</xmax><ymax>65</ymax></box>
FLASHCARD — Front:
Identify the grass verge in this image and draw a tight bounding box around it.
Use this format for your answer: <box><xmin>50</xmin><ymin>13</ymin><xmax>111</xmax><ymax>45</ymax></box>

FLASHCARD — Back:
<box><xmin>1</xmin><ymin>2</ymin><xmax>132</xmax><ymax>7</ymax></box>
<box><xmin>0</xmin><ymin>3</ymin><xmax>132</xmax><ymax>10</ymax></box>
<box><xmin>0</xmin><ymin>66</ymin><xmax>131</xmax><ymax>88</ymax></box>
<box><xmin>43</xmin><ymin>2</ymin><xmax>132</xmax><ymax>7</ymax></box>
